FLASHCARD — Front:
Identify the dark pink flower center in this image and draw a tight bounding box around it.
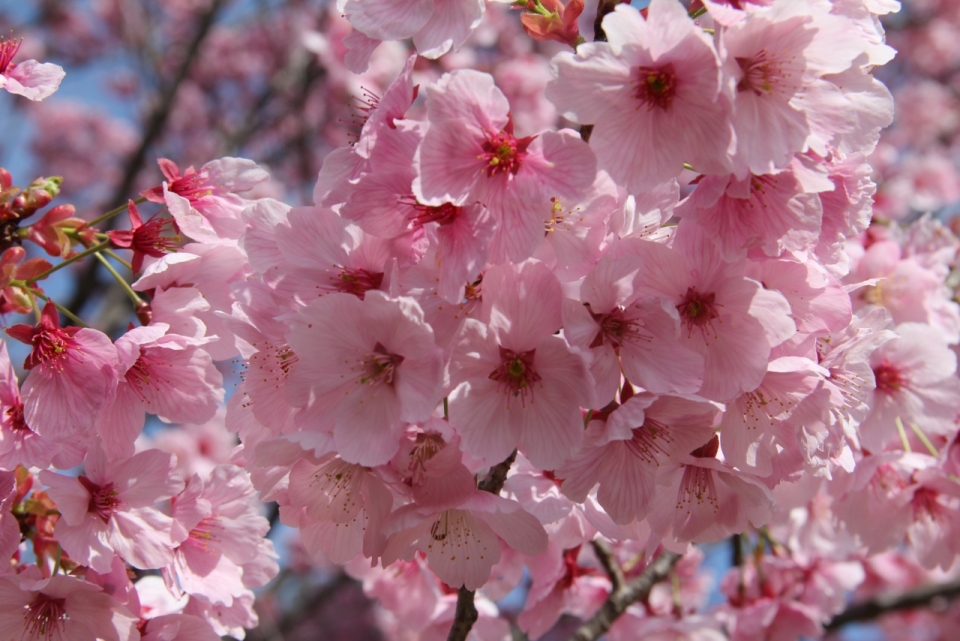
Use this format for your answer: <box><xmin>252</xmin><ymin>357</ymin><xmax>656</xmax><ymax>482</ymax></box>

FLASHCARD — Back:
<box><xmin>360</xmin><ymin>342</ymin><xmax>404</xmax><ymax>386</ymax></box>
<box><xmin>677</xmin><ymin>287</ymin><xmax>720</xmax><ymax>334</ymax></box>
<box><xmin>489</xmin><ymin>347</ymin><xmax>542</xmax><ymax>406</ymax></box>
<box><xmin>183</xmin><ymin>516</ymin><xmax>223</xmax><ymax>554</ymax></box>
<box><xmin>480</xmin><ymin>129</ymin><xmax>532</xmax><ymax>177</ymax></box>
<box><xmin>78</xmin><ymin>475</ymin><xmax>120</xmax><ymax>523</ymax></box>
<box><xmin>912</xmin><ymin>487</ymin><xmax>942</xmax><ymax>520</ymax></box>
<box><xmin>332</xmin><ymin>267</ymin><xmax>384</xmax><ymax>299</ymax></box>
<box><xmin>24</xmin><ymin>593</ymin><xmax>67</xmax><ymax>640</ymax></box>
<box><xmin>0</xmin><ymin>36</ymin><xmax>21</xmax><ymax>75</ymax></box>
<box><xmin>412</xmin><ymin>202</ymin><xmax>461</xmax><ymax>227</ymax></box>
<box><xmin>736</xmin><ymin>50</ymin><xmax>795</xmax><ymax>97</ymax></box>
<box><xmin>125</xmin><ymin>351</ymin><xmax>166</xmax><ymax>403</ymax></box>
<box><xmin>168</xmin><ymin>169</ymin><xmax>218</xmax><ymax>203</ymax></box>
<box><xmin>24</xmin><ymin>326</ymin><xmax>80</xmax><ymax>372</ymax></box>
<box><xmin>635</xmin><ymin>65</ymin><xmax>677</xmax><ymax>111</ymax></box>
<box><xmin>873</xmin><ymin>360</ymin><xmax>904</xmax><ymax>394</ymax></box>
<box><xmin>587</xmin><ymin>305</ymin><xmax>649</xmax><ymax>351</ymax></box>
<box><xmin>5</xmin><ymin>401</ymin><xmax>29</xmax><ymax>432</ymax></box>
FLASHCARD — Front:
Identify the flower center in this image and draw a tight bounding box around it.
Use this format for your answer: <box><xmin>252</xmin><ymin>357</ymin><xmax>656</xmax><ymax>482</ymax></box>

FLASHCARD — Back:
<box><xmin>480</xmin><ymin>129</ymin><xmax>533</xmax><ymax>177</ymax></box>
<box><xmin>25</xmin><ymin>326</ymin><xmax>80</xmax><ymax>372</ymax></box>
<box><xmin>78</xmin><ymin>475</ymin><xmax>120</xmax><ymax>524</ymax></box>
<box><xmin>489</xmin><ymin>347</ymin><xmax>542</xmax><ymax>406</ymax></box>
<box><xmin>0</xmin><ymin>36</ymin><xmax>21</xmax><ymax>75</ymax></box>
<box><xmin>623</xmin><ymin>418</ymin><xmax>674</xmax><ymax>464</ymax></box>
<box><xmin>360</xmin><ymin>342</ymin><xmax>404</xmax><ymax>386</ymax></box>
<box><xmin>635</xmin><ymin>65</ymin><xmax>677</xmax><ymax>111</ymax></box>
<box><xmin>5</xmin><ymin>401</ymin><xmax>29</xmax><ymax>432</ymax></box>
<box><xmin>677</xmin><ymin>436</ymin><xmax>721</xmax><ymax>510</ymax></box>
<box><xmin>587</xmin><ymin>305</ymin><xmax>649</xmax><ymax>351</ymax></box>
<box><xmin>332</xmin><ymin>267</ymin><xmax>384</xmax><ymax>299</ymax></box>
<box><xmin>412</xmin><ymin>202</ymin><xmax>461</xmax><ymax>227</ymax></box>
<box><xmin>23</xmin><ymin>593</ymin><xmax>67</xmax><ymax>640</ymax></box>
<box><xmin>408</xmin><ymin>433</ymin><xmax>445</xmax><ymax>484</ymax></box>
<box><xmin>677</xmin><ymin>287</ymin><xmax>720</xmax><ymax>335</ymax></box>
<box><xmin>873</xmin><ymin>360</ymin><xmax>904</xmax><ymax>394</ymax></box>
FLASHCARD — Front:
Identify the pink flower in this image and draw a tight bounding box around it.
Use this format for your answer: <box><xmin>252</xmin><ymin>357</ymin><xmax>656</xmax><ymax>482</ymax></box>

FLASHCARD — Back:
<box><xmin>0</xmin><ymin>35</ymin><xmax>65</xmax><ymax>101</ymax></box>
<box><xmin>562</xmin><ymin>246</ymin><xmax>705</xmax><ymax>405</ymax></box>
<box><xmin>6</xmin><ymin>301</ymin><xmax>119</xmax><ymax>442</ymax></box>
<box><xmin>860</xmin><ymin>323</ymin><xmax>960</xmax><ymax>452</ymax></box>
<box><xmin>341</xmin><ymin>0</ymin><xmax>484</xmax><ymax>59</ymax></box>
<box><xmin>98</xmin><ymin>323</ymin><xmax>223</xmax><ymax>459</ymax></box>
<box><xmin>0</xmin><ymin>341</ymin><xmax>83</xmax><ymax>470</ymax></box>
<box><xmin>41</xmin><ymin>442</ymin><xmax>184</xmax><ymax>573</ymax></box>
<box><xmin>165</xmin><ymin>465</ymin><xmax>277</xmax><ymax>606</ymax></box>
<box><xmin>557</xmin><ymin>393</ymin><xmax>720</xmax><ymax>525</ymax></box>
<box><xmin>414</xmin><ymin>69</ymin><xmax>597</xmax><ymax>262</ymax></box>
<box><xmin>142</xmin><ymin>157</ymin><xmax>268</xmax><ymax>242</ymax></box>
<box><xmin>107</xmin><ymin>201</ymin><xmax>180</xmax><ymax>274</ymax></box>
<box><xmin>625</xmin><ymin>225</ymin><xmax>795</xmax><ymax>402</ymax></box>
<box><xmin>286</xmin><ymin>291</ymin><xmax>444</xmax><ymax>466</ymax></box>
<box><xmin>546</xmin><ymin>0</ymin><xmax>734</xmax><ymax>192</ymax></box>
<box><xmin>381</xmin><ymin>489</ymin><xmax>547</xmax><ymax>590</ymax></box>
<box><xmin>447</xmin><ymin>261</ymin><xmax>593</xmax><ymax>469</ymax></box>
<box><xmin>0</xmin><ymin>571</ymin><xmax>136</xmax><ymax>641</ymax></box>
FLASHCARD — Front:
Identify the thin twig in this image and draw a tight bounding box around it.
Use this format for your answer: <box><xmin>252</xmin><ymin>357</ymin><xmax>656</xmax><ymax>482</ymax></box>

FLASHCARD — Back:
<box><xmin>447</xmin><ymin>450</ymin><xmax>519</xmax><ymax>641</ymax></box>
<box><xmin>567</xmin><ymin>550</ymin><xmax>682</xmax><ymax>641</ymax></box>
<box><xmin>590</xmin><ymin>539</ymin><xmax>625</xmax><ymax>592</ymax></box>
<box><xmin>826</xmin><ymin>577</ymin><xmax>960</xmax><ymax>630</ymax></box>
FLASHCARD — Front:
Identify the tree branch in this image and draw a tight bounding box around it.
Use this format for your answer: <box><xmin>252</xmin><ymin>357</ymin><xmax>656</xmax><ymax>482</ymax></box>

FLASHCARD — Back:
<box><xmin>590</xmin><ymin>539</ymin><xmax>625</xmax><ymax>592</ymax></box>
<box><xmin>826</xmin><ymin>577</ymin><xmax>960</xmax><ymax>631</ymax></box>
<box><xmin>567</xmin><ymin>550</ymin><xmax>682</xmax><ymax>641</ymax></box>
<box><xmin>446</xmin><ymin>450</ymin><xmax>519</xmax><ymax>641</ymax></box>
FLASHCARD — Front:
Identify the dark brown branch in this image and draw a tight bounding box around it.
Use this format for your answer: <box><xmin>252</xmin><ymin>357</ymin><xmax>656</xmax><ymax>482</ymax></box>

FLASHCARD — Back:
<box><xmin>478</xmin><ymin>449</ymin><xmax>518</xmax><ymax>494</ymax></box>
<box><xmin>446</xmin><ymin>450</ymin><xmax>519</xmax><ymax>641</ymax></box>
<box><xmin>567</xmin><ymin>550</ymin><xmax>682</xmax><ymax>641</ymax></box>
<box><xmin>826</xmin><ymin>577</ymin><xmax>960</xmax><ymax>631</ymax></box>
<box><xmin>590</xmin><ymin>539</ymin><xmax>625</xmax><ymax>592</ymax></box>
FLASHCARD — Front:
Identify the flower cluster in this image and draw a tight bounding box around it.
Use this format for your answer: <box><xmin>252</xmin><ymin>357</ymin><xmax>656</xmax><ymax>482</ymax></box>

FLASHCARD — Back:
<box><xmin>2</xmin><ymin>0</ymin><xmax>960</xmax><ymax>639</ymax></box>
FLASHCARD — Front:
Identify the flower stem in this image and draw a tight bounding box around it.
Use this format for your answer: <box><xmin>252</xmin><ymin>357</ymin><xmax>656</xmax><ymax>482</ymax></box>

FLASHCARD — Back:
<box><xmin>94</xmin><ymin>253</ymin><xmax>144</xmax><ymax>306</ymax></box>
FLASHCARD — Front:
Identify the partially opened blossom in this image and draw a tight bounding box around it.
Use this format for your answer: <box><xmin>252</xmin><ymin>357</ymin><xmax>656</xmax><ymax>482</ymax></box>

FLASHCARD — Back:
<box><xmin>107</xmin><ymin>200</ymin><xmax>181</xmax><ymax>273</ymax></box>
<box><xmin>142</xmin><ymin>157</ymin><xmax>268</xmax><ymax>242</ymax></box>
<box><xmin>547</xmin><ymin>0</ymin><xmax>734</xmax><ymax>192</ymax></box>
<box><xmin>0</xmin><ymin>35</ymin><xmax>65</xmax><ymax>101</ymax></box>
<box><xmin>0</xmin><ymin>247</ymin><xmax>50</xmax><ymax>315</ymax></box>
<box><xmin>6</xmin><ymin>301</ymin><xmax>119</xmax><ymax>442</ymax></box>
<box><xmin>41</xmin><ymin>442</ymin><xmax>184</xmax><ymax>573</ymax></box>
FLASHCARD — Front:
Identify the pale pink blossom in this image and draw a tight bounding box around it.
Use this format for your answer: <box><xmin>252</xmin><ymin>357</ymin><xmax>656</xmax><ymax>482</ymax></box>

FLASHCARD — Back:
<box><xmin>41</xmin><ymin>443</ymin><xmax>184</xmax><ymax>573</ymax></box>
<box><xmin>286</xmin><ymin>291</ymin><xmax>444</xmax><ymax>466</ymax></box>
<box><xmin>447</xmin><ymin>261</ymin><xmax>592</xmax><ymax>469</ymax></box>
<box><xmin>546</xmin><ymin>0</ymin><xmax>734</xmax><ymax>192</ymax></box>
<box><xmin>0</xmin><ymin>36</ymin><xmax>65</xmax><ymax>101</ymax></box>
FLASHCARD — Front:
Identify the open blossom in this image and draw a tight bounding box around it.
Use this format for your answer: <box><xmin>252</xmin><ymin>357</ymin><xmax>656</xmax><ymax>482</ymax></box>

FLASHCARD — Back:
<box><xmin>99</xmin><ymin>323</ymin><xmax>223</xmax><ymax>459</ymax></box>
<box><xmin>41</xmin><ymin>443</ymin><xmax>184</xmax><ymax>573</ymax></box>
<box><xmin>6</xmin><ymin>301</ymin><xmax>119</xmax><ymax>442</ymax></box>
<box><xmin>547</xmin><ymin>0</ymin><xmax>734</xmax><ymax>192</ymax></box>
<box><xmin>414</xmin><ymin>69</ymin><xmax>597</xmax><ymax>262</ymax></box>
<box><xmin>165</xmin><ymin>465</ymin><xmax>277</xmax><ymax>606</ymax></box>
<box><xmin>447</xmin><ymin>260</ymin><xmax>592</xmax><ymax>469</ymax></box>
<box><xmin>0</xmin><ymin>570</ymin><xmax>136</xmax><ymax>641</ymax></box>
<box><xmin>0</xmin><ymin>35</ymin><xmax>65</xmax><ymax>101</ymax></box>
<box><xmin>286</xmin><ymin>290</ymin><xmax>444</xmax><ymax>466</ymax></box>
